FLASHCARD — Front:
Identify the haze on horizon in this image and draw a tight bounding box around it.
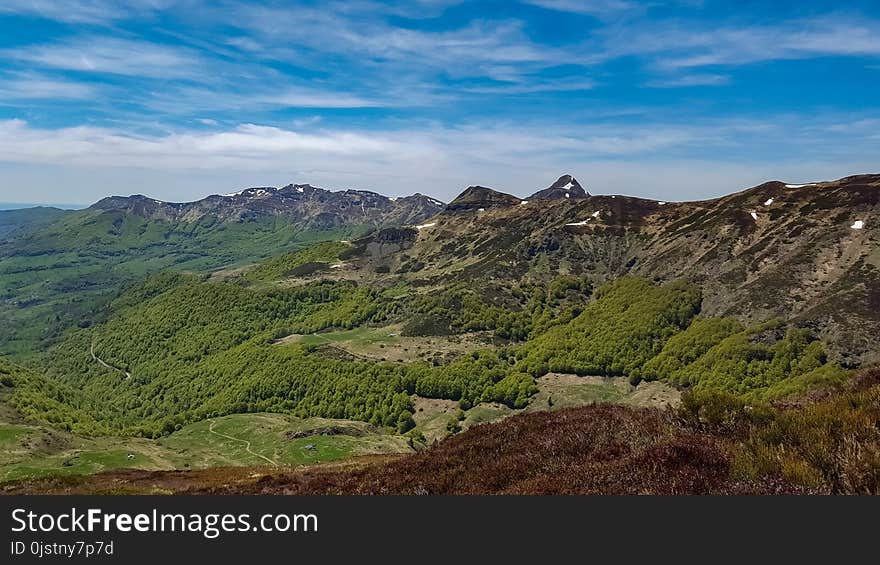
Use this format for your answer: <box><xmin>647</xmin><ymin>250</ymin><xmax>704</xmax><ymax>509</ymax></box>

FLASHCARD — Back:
<box><xmin>0</xmin><ymin>0</ymin><xmax>878</xmax><ymax>206</ymax></box>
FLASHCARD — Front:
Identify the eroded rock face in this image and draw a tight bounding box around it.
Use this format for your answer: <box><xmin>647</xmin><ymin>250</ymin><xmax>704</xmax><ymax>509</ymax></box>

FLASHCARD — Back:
<box><xmin>372</xmin><ymin>227</ymin><xmax>419</xmax><ymax>245</ymax></box>
<box><xmin>364</xmin><ymin>227</ymin><xmax>419</xmax><ymax>261</ymax></box>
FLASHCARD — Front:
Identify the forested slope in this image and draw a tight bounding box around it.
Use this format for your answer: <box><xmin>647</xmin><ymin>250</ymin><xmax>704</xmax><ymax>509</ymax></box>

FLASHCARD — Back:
<box><xmin>4</xmin><ymin>263</ymin><xmax>847</xmax><ymax>437</ymax></box>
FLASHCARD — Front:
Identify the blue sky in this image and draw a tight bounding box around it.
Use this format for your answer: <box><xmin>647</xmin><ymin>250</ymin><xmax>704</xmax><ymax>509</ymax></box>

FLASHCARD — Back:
<box><xmin>0</xmin><ymin>0</ymin><xmax>878</xmax><ymax>205</ymax></box>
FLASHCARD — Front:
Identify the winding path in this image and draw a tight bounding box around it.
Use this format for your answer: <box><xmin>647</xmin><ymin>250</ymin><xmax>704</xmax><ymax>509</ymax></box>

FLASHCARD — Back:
<box><xmin>208</xmin><ymin>419</ymin><xmax>279</xmax><ymax>467</ymax></box>
<box><xmin>90</xmin><ymin>342</ymin><xmax>132</xmax><ymax>379</ymax></box>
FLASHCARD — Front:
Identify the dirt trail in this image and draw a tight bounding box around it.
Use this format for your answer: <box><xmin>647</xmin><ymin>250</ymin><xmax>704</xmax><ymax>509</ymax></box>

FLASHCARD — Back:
<box><xmin>90</xmin><ymin>343</ymin><xmax>132</xmax><ymax>379</ymax></box>
<box><xmin>208</xmin><ymin>420</ymin><xmax>278</xmax><ymax>467</ymax></box>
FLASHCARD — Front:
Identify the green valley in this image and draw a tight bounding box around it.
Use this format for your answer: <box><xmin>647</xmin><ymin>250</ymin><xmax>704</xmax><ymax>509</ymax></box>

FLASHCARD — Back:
<box><xmin>0</xmin><ymin>173</ymin><xmax>876</xmax><ymax>493</ymax></box>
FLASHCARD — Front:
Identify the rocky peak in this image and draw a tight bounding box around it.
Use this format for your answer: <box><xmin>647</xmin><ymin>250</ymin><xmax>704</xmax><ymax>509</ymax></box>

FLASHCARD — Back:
<box><xmin>277</xmin><ymin>183</ymin><xmax>316</xmax><ymax>196</ymax></box>
<box><xmin>90</xmin><ymin>195</ymin><xmax>180</xmax><ymax>219</ymax></box>
<box><xmin>530</xmin><ymin>174</ymin><xmax>589</xmax><ymax>200</ymax></box>
<box><xmin>445</xmin><ymin>186</ymin><xmax>522</xmax><ymax>212</ymax></box>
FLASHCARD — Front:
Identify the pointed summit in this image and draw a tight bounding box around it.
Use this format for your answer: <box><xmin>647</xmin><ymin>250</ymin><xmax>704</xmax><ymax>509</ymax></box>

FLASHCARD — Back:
<box><xmin>445</xmin><ymin>185</ymin><xmax>522</xmax><ymax>212</ymax></box>
<box><xmin>529</xmin><ymin>174</ymin><xmax>589</xmax><ymax>200</ymax></box>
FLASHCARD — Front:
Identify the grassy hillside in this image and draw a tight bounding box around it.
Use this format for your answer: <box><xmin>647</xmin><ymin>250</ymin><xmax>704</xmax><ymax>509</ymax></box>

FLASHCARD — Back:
<box><xmin>339</xmin><ymin>175</ymin><xmax>880</xmax><ymax>366</ymax></box>
<box><xmin>0</xmin><ymin>412</ymin><xmax>410</xmax><ymax>483</ymax></box>
<box><xmin>243</xmin><ymin>241</ymin><xmax>350</xmax><ymax>282</ymax></box>
<box><xmin>0</xmin><ymin>208</ymin><xmax>369</xmax><ymax>356</ymax></box>
<box><xmin>22</xmin><ymin>369</ymin><xmax>876</xmax><ymax>495</ymax></box>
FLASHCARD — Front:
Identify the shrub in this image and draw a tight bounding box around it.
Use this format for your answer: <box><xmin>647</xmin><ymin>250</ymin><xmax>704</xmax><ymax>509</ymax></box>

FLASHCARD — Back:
<box><xmin>397</xmin><ymin>410</ymin><xmax>415</xmax><ymax>433</ymax></box>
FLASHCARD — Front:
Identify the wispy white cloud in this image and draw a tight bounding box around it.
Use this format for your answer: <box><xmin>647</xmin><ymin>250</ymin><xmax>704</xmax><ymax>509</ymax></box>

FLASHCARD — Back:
<box><xmin>4</xmin><ymin>36</ymin><xmax>201</xmax><ymax>78</ymax></box>
<box><xmin>0</xmin><ymin>72</ymin><xmax>97</xmax><ymax>100</ymax></box>
<box><xmin>0</xmin><ymin>115</ymin><xmax>877</xmax><ymax>204</ymax></box>
<box><xmin>3</xmin><ymin>6</ymin><xmax>589</xmax><ymax>108</ymax></box>
<box><xmin>264</xmin><ymin>90</ymin><xmax>384</xmax><ymax>109</ymax></box>
<box><xmin>0</xmin><ymin>113</ymin><xmax>874</xmax><ymax>176</ymax></box>
<box><xmin>462</xmin><ymin>78</ymin><xmax>596</xmax><ymax>95</ymax></box>
<box><xmin>521</xmin><ymin>0</ymin><xmax>637</xmax><ymax>16</ymax></box>
<box><xmin>222</xmin><ymin>6</ymin><xmax>577</xmax><ymax>79</ymax></box>
<box><xmin>644</xmin><ymin>73</ymin><xmax>730</xmax><ymax>88</ymax></box>
<box><xmin>0</xmin><ymin>0</ymin><xmax>173</xmax><ymax>24</ymax></box>
<box><xmin>8</xmin><ymin>3</ymin><xmax>874</xmax><ymax>115</ymax></box>
<box><xmin>0</xmin><ymin>120</ymin><xmax>426</xmax><ymax>169</ymax></box>
<box><xmin>603</xmin><ymin>15</ymin><xmax>880</xmax><ymax>69</ymax></box>
<box><xmin>135</xmin><ymin>85</ymin><xmax>385</xmax><ymax>116</ymax></box>
<box><xmin>289</xmin><ymin>116</ymin><xmax>323</xmax><ymax>129</ymax></box>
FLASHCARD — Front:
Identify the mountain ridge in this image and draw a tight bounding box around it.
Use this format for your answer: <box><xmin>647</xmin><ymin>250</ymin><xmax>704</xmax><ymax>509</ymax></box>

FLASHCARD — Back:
<box><xmin>321</xmin><ymin>173</ymin><xmax>880</xmax><ymax>366</ymax></box>
<box><xmin>90</xmin><ymin>182</ymin><xmax>445</xmax><ymax>229</ymax></box>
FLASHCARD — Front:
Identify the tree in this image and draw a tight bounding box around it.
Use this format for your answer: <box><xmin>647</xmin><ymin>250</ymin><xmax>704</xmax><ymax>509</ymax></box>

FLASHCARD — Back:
<box><xmin>397</xmin><ymin>410</ymin><xmax>415</xmax><ymax>433</ymax></box>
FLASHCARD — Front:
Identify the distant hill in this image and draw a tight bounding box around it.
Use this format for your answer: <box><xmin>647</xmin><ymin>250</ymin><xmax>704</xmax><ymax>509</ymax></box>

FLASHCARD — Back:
<box><xmin>90</xmin><ymin>184</ymin><xmax>443</xmax><ymax>228</ymax></box>
<box><xmin>0</xmin><ymin>204</ymin><xmax>83</xmax><ymax>211</ymax></box>
<box><xmin>0</xmin><ymin>207</ymin><xmax>68</xmax><ymax>239</ymax></box>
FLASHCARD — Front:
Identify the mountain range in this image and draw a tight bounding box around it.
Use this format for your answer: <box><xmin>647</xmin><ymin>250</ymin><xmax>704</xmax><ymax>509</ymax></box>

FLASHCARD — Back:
<box><xmin>301</xmin><ymin>173</ymin><xmax>880</xmax><ymax>366</ymax></box>
<box><xmin>91</xmin><ymin>183</ymin><xmax>445</xmax><ymax>228</ymax></box>
<box><xmin>1</xmin><ymin>172</ymin><xmax>877</xmax><ymax>364</ymax></box>
<box><xmin>0</xmin><ymin>170</ymin><xmax>878</xmax><ymax>494</ymax></box>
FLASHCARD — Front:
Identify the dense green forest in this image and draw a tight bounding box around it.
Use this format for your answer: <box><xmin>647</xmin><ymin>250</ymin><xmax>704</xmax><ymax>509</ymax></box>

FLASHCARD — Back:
<box><xmin>516</xmin><ymin>278</ymin><xmax>703</xmax><ymax>377</ymax></box>
<box><xmin>0</xmin><ymin>356</ymin><xmax>103</xmax><ymax>432</ymax></box>
<box><xmin>2</xmin><ymin>241</ymin><xmax>848</xmax><ymax>438</ymax></box>
<box><xmin>401</xmin><ymin>276</ymin><xmax>592</xmax><ymax>340</ymax></box>
<box><xmin>649</xmin><ymin>320</ymin><xmax>848</xmax><ymax>398</ymax></box>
